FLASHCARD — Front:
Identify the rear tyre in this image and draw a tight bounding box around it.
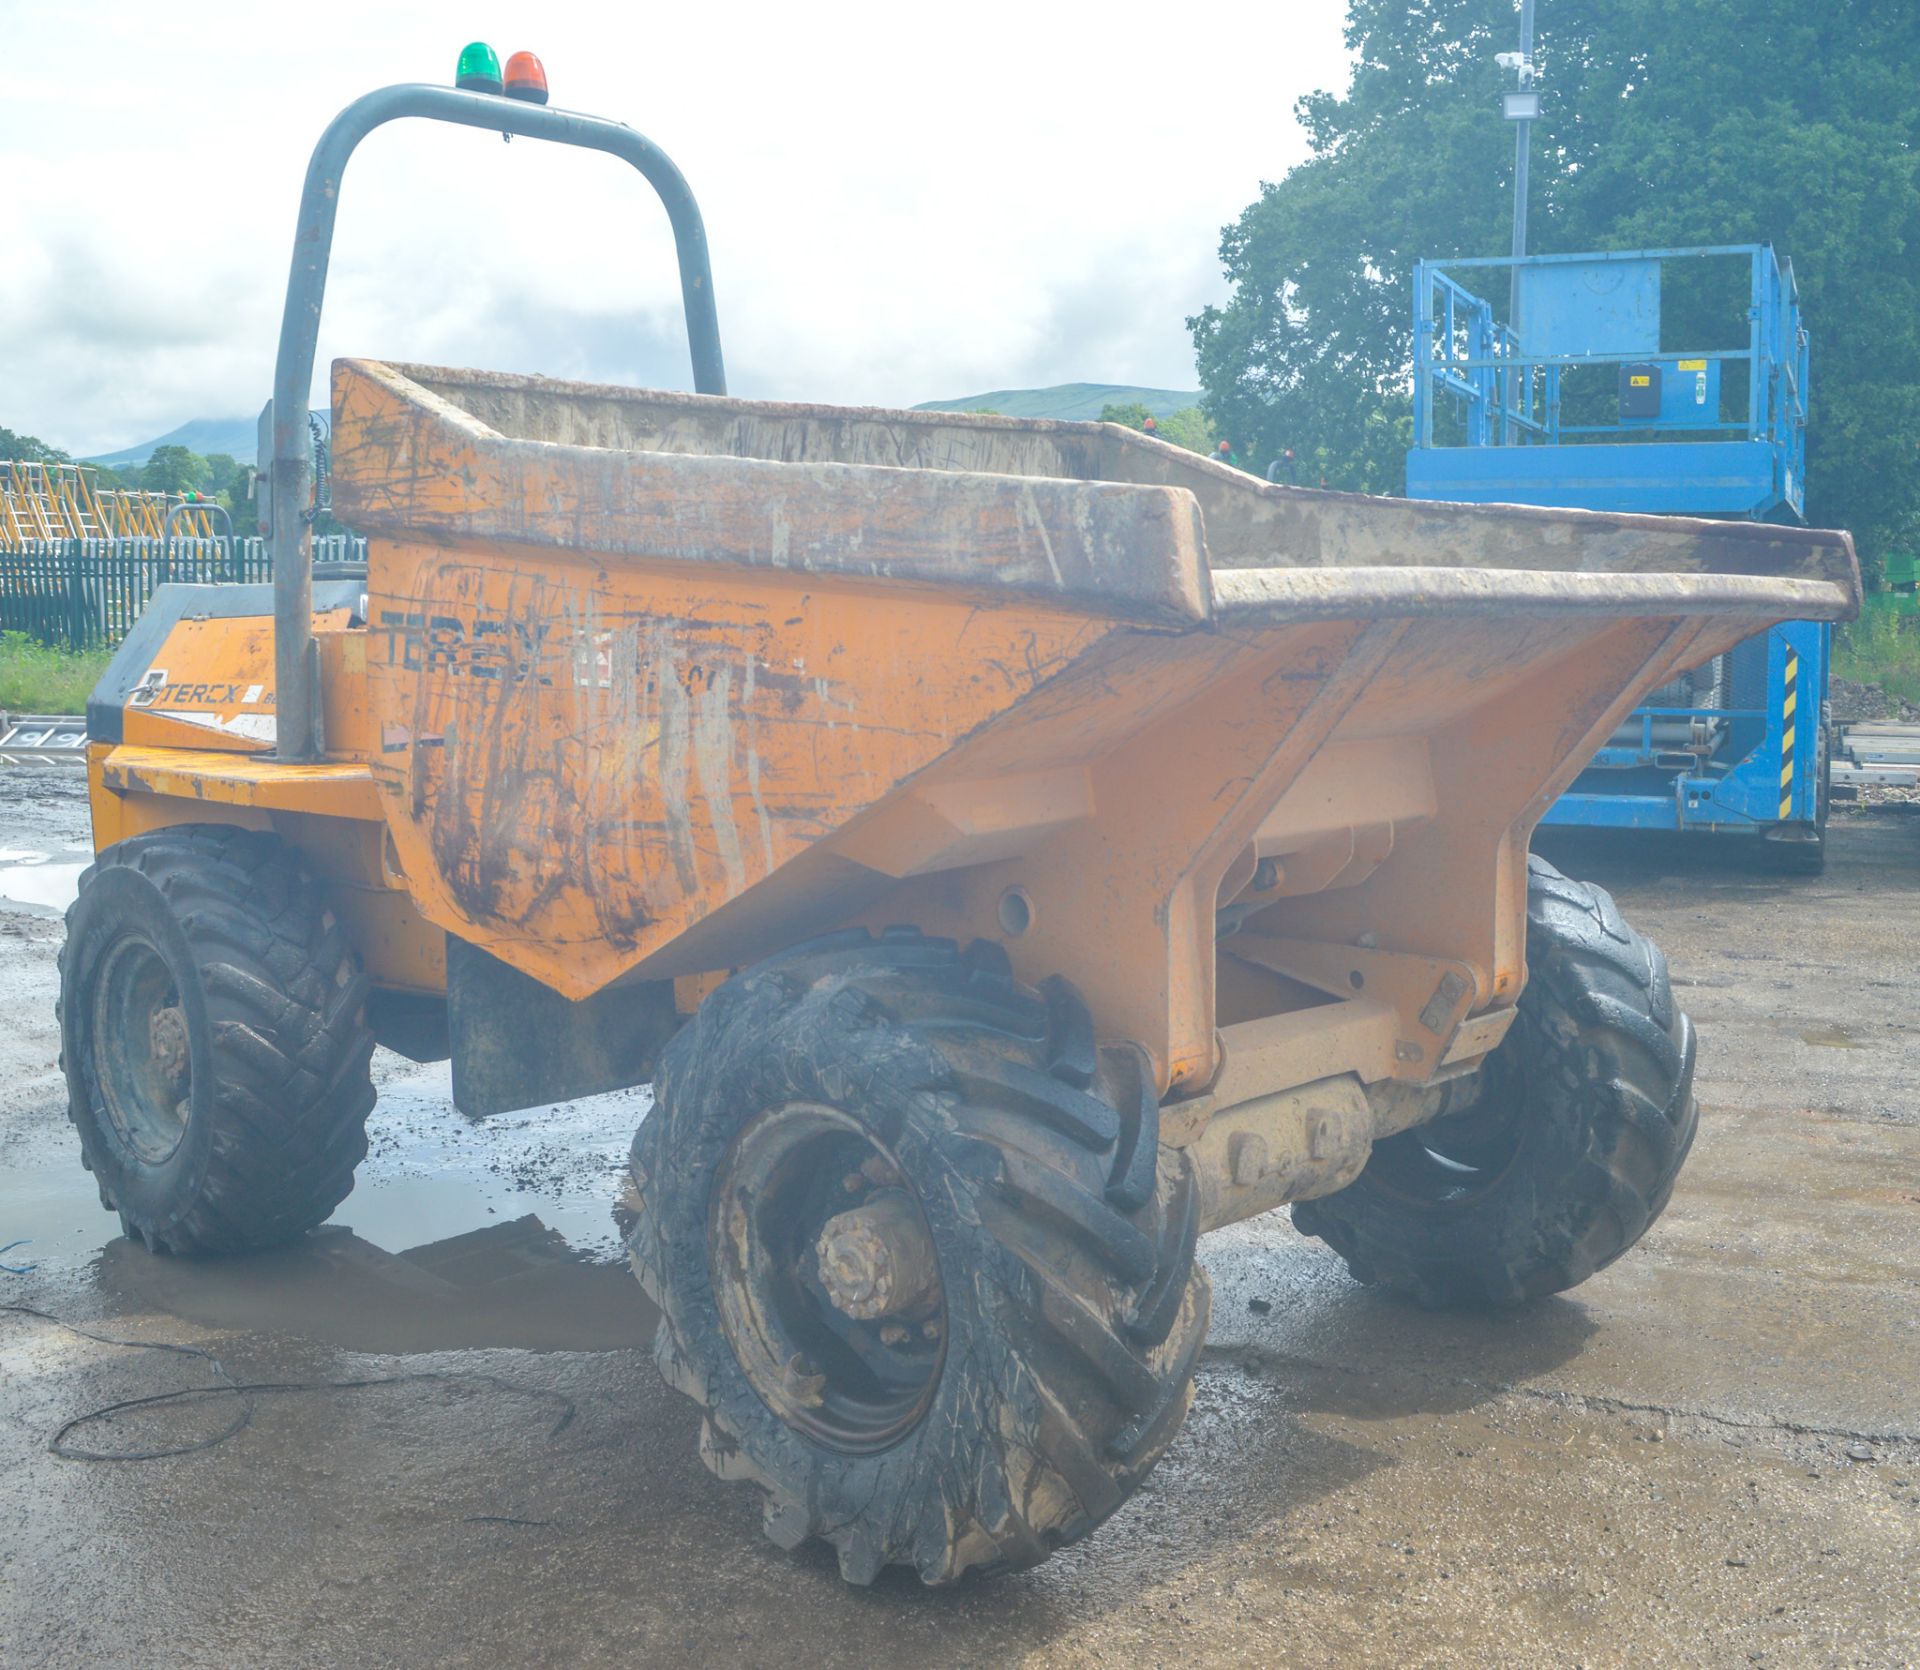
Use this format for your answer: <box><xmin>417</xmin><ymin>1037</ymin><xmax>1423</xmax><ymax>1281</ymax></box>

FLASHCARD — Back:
<box><xmin>1292</xmin><ymin>856</ymin><xmax>1697</xmax><ymax>1309</ymax></box>
<box><xmin>58</xmin><ymin>826</ymin><xmax>377</xmax><ymax>1254</ymax></box>
<box><xmin>627</xmin><ymin>928</ymin><xmax>1208</xmax><ymax>1585</ymax></box>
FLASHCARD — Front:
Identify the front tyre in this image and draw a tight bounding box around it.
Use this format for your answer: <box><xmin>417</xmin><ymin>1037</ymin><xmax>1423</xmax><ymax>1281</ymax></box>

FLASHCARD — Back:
<box><xmin>627</xmin><ymin>929</ymin><xmax>1208</xmax><ymax>1585</ymax></box>
<box><xmin>58</xmin><ymin>826</ymin><xmax>377</xmax><ymax>1254</ymax></box>
<box><xmin>1292</xmin><ymin>856</ymin><xmax>1698</xmax><ymax>1309</ymax></box>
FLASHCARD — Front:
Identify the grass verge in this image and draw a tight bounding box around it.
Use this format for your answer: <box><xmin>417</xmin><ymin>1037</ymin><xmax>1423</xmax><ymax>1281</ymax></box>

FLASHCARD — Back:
<box><xmin>1834</xmin><ymin>594</ymin><xmax>1920</xmax><ymax>709</ymax></box>
<box><xmin>0</xmin><ymin>633</ymin><xmax>111</xmax><ymax>714</ymax></box>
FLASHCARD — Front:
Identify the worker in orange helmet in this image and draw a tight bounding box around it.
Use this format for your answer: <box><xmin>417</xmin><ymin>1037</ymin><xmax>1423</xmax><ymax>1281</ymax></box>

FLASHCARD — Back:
<box><xmin>1142</xmin><ymin>415</ymin><xmax>1159</xmax><ymax>438</ymax></box>
<box><xmin>1217</xmin><ymin>438</ymin><xmax>1242</xmax><ymax>471</ymax></box>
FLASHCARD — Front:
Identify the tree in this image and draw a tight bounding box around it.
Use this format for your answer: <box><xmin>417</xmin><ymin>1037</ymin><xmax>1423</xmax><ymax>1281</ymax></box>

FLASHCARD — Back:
<box><xmin>1098</xmin><ymin>400</ymin><xmax>1219</xmax><ymax>455</ymax></box>
<box><xmin>1157</xmin><ymin>405</ymin><xmax>1218</xmax><ymax>456</ymax></box>
<box><xmin>140</xmin><ymin>445</ymin><xmax>208</xmax><ymax>494</ymax></box>
<box><xmin>1191</xmin><ymin>0</ymin><xmax>1920</xmax><ymax>573</ymax></box>
<box><xmin>223</xmin><ymin>470</ymin><xmax>259</xmax><ymax>536</ymax></box>
<box><xmin>200</xmin><ymin>452</ymin><xmax>256</xmax><ymax>532</ymax></box>
<box><xmin>0</xmin><ymin>427</ymin><xmax>71</xmax><ymax>466</ymax></box>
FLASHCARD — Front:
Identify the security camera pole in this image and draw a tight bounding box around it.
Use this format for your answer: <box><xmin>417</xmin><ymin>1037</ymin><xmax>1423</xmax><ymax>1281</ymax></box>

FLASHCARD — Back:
<box><xmin>1498</xmin><ymin>0</ymin><xmax>1539</xmax><ymax>322</ymax></box>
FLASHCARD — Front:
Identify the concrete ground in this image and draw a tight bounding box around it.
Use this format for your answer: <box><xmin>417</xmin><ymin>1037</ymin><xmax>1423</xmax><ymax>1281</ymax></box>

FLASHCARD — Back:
<box><xmin>0</xmin><ymin>767</ymin><xmax>1915</xmax><ymax>1668</ymax></box>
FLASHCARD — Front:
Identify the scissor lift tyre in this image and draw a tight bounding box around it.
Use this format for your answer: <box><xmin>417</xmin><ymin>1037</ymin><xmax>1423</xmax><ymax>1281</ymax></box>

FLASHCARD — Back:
<box><xmin>58</xmin><ymin>826</ymin><xmax>376</xmax><ymax>1254</ymax></box>
<box><xmin>626</xmin><ymin>928</ymin><xmax>1209</xmax><ymax>1585</ymax></box>
<box><xmin>1762</xmin><ymin>722</ymin><xmax>1831</xmax><ymax>876</ymax></box>
<box><xmin>1292</xmin><ymin>856</ymin><xmax>1698</xmax><ymax>1309</ymax></box>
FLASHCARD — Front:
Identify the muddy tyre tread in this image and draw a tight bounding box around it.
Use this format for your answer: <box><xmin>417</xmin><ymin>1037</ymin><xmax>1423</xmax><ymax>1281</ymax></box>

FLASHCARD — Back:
<box><xmin>58</xmin><ymin>825</ymin><xmax>376</xmax><ymax>1254</ymax></box>
<box><xmin>1292</xmin><ymin>855</ymin><xmax>1698</xmax><ymax>1309</ymax></box>
<box><xmin>627</xmin><ymin>927</ymin><xmax>1208</xmax><ymax>1585</ymax></box>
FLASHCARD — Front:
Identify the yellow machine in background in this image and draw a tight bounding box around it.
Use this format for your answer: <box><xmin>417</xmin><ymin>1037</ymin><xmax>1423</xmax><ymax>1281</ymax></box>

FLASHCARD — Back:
<box><xmin>56</xmin><ymin>62</ymin><xmax>1859</xmax><ymax>1587</ymax></box>
<box><xmin>0</xmin><ymin>459</ymin><xmax>224</xmax><ymax>548</ymax></box>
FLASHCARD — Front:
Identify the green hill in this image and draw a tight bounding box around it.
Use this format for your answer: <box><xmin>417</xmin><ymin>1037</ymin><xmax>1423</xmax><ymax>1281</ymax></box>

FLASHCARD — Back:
<box><xmin>86</xmin><ymin>418</ymin><xmax>257</xmax><ymax>469</ymax></box>
<box><xmin>914</xmin><ymin>383</ymin><xmax>1201</xmax><ymax>421</ymax></box>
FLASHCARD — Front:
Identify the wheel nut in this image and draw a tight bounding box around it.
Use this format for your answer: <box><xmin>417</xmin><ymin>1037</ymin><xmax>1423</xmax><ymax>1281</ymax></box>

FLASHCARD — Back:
<box><xmin>781</xmin><ymin>1353</ymin><xmax>826</xmax><ymax>1407</ymax></box>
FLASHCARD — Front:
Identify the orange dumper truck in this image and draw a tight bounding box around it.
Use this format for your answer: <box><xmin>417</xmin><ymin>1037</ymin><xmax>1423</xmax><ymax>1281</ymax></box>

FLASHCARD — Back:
<box><xmin>57</xmin><ymin>69</ymin><xmax>1858</xmax><ymax>1583</ymax></box>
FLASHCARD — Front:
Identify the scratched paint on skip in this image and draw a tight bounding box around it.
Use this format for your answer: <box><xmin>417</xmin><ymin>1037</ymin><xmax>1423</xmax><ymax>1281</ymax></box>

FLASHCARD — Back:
<box><xmin>741</xmin><ymin>656</ymin><xmax>776</xmax><ymax>871</ymax></box>
<box><xmin>1071</xmin><ymin>494</ymin><xmax>1102</xmax><ymax>579</ymax></box>
<box><xmin>362</xmin><ymin>521</ymin><xmax>1126</xmax><ymax>999</ymax></box>
<box><xmin>569</xmin><ymin>581</ymin><xmax>620</xmax><ymax>930</ymax></box>
<box><xmin>609</xmin><ymin>618</ymin><xmax>645</xmax><ymax>785</ymax></box>
<box><xmin>692</xmin><ymin>667</ymin><xmax>747</xmax><ymax>896</ymax></box>
<box><xmin>1018</xmin><ymin>484</ymin><xmax>1065</xmax><ymax>587</ymax></box>
<box><xmin>651</xmin><ymin>622</ymin><xmax>699</xmax><ymax>900</ymax></box>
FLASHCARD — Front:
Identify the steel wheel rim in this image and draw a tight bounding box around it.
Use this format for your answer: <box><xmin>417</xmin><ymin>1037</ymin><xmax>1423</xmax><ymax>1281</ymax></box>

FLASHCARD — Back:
<box><xmin>710</xmin><ymin>1101</ymin><xmax>947</xmax><ymax>1454</ymax></box>
<box><xmin>90</xmin><ymin>935</ymin><xmax>193</xmax><ymax>1165</ymax></box>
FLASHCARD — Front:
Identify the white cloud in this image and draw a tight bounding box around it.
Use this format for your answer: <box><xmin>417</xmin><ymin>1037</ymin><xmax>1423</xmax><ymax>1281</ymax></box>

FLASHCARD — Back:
<box><xmin>0</xmin><ymin>0</ymin><xmax>1351</xmax><ymax>454</ymax></box>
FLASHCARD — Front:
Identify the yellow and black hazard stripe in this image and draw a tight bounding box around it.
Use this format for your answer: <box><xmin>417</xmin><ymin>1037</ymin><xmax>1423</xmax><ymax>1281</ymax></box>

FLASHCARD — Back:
<box><xmin>1778</xmin><ymin>649</ymin><xmax>1799</xmax><ymax>819</ymax></box>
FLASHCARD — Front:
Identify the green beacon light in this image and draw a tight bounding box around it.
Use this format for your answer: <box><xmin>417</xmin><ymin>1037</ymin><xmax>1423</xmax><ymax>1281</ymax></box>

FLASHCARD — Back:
<box><xmin>454</xmin><ymin>41</ymin><xmax>504</xmax><ymax>95</ymax></box>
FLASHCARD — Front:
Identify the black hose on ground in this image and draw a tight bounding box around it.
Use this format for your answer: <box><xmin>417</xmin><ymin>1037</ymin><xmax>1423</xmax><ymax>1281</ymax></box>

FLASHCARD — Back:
<box><xmin>0</xmin><ymin>1302</ymin><xmax>576</xmax><ymax>1462</ymax></box>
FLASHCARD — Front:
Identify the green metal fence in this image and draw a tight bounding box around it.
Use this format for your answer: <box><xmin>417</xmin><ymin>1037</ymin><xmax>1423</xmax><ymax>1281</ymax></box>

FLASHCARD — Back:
<box><xmin>0</xmin><ymin>537</ymin><xmax>365</xmax><ymax>651</ymax></box>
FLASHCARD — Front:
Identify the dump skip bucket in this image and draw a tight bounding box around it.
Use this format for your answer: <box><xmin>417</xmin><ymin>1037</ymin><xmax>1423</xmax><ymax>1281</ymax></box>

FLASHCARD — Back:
<box><xmin>332</xmin><ymin>361</ymin><xmax>1856</xmax><ymax>1092</ymax></box>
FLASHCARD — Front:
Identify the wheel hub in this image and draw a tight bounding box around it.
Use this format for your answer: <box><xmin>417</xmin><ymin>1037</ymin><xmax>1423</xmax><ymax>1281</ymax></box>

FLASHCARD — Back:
<box><xmin>814</xmin><ymin>1190</ymin><xmax>941</xmax><ymax>1322</ymax></box>
<box><xmin>149</xmin><ymin>1005</ymin><xmax>190</xmax><ymax>1094</ymax></box>
<box><xmin>1369</xmin><ymin>1026</ymin><xmax>1530</xmax><ymax>1204</ymax></box>
<box><xmin>711</xmin><ymin>1102</ymin><xmax>947</xmax><ymax>1453</ymax></box>
<box><xmin>90</xmin><ymin>936</ymin><xmax>192</xmax><ymax>1165</ymax></box>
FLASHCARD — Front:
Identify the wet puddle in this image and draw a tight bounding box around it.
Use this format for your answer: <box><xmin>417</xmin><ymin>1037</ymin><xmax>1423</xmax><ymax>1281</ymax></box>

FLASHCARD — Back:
<box><xmin>97</xmin><ymin>1213</ymin><xmax>659</xmax><ymax>1353</ymax></box>
<box><xmin>4</xmin><ymin>1058</ymin><xmax>661</xmax><ymax>1353</ymax></box>
<box><xmin>0</xmin><ymin>844</ymin><xmax>88</xmax><ymax>916</ymax></box>
<box><xmin>349</xmin><ymin>1061</ymin><xmax>649</xmax><ymax>1259</ymax></box>
<box><xmin>0</xmin><ymin>804</ymin><xmax>662</xmax><ymax>1351</ymax></box>
<box><xmin>1800</xmin><ymin>1023</ymin><xmax>1867</xmax><ymax>1050</ymax></box>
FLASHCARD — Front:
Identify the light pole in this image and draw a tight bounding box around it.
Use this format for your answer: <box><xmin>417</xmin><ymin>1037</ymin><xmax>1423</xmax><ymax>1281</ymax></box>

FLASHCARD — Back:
<box><xmin>1498</xmin><ymin>0</ymin><xmax>1539</xmax><ymax>325</ymax></box>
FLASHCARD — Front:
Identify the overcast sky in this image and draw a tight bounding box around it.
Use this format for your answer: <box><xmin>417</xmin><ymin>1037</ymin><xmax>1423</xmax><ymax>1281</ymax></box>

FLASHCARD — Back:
<box><xmin>0</xmin><ymin>1</ymin><xmax>1352</xmax><ymax>456</ymax></box>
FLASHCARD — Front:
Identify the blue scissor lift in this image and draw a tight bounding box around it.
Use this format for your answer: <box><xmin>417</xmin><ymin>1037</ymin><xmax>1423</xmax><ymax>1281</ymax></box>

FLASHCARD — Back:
<box><xmin>1406</xmin><ymin>244</ymin><xmax>1829</xmax><ymax>868</ymax></box>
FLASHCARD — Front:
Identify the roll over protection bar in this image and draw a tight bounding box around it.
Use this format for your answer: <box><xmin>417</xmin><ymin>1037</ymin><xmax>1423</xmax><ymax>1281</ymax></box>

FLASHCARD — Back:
<box><xmin>268</xmin><ymin>83</ymin><xmax>726</xmax><ymax>760</ymax></box>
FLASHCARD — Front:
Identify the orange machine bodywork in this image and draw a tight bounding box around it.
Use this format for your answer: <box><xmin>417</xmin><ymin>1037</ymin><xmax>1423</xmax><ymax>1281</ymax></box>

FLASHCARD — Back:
<box><xmin>86</xmin><ymin>360</ymin><xmax>1859</xmax><ymax>1114</ymax></box>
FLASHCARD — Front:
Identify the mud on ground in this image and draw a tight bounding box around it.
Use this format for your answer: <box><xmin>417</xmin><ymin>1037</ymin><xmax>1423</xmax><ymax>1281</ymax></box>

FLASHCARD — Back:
<box><xmin>0</xmin><ymin>768</ymin><xmax>1916</xmax><ymax>1668</ymax></box>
